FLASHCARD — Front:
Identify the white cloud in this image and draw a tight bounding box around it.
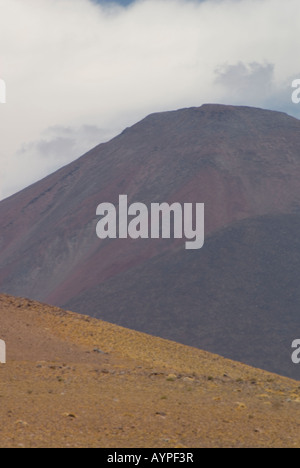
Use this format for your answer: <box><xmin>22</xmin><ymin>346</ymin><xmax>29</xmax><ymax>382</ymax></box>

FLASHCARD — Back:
<box><xmin>1</xmin><ymin>0</ymin><xmax>300</xmax><ymax>199</ymax></box>
<box><xmin>5</xmin><ymin>124</ymin><xmax>115</xmax><ymax>198</ymax></box>
<box><xmin>214</xmin><ymin>62</ymin><xmax>275</xmax><ymax>104</ymax></box>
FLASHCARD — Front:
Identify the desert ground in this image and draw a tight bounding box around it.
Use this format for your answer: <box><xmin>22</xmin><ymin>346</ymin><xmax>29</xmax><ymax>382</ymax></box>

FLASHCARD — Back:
<box><xmin>0</xmin><ymin>294</ymin><xmax>299</xmax><ymax>448</ymax></box>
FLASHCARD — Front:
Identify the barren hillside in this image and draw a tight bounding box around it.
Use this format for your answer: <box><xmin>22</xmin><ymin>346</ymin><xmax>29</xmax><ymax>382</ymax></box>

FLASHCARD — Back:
<box><xmin>0</xmin><ymin>294</ymin><xmax>299</xmax><ymax>448</ymax></box>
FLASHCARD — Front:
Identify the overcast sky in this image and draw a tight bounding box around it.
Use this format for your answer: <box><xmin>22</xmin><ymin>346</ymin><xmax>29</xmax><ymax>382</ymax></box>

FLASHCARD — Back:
<box><xmin>1</xmin><ymin>0</ymin><xmax>300</xmax><ymax>200</ymax></box>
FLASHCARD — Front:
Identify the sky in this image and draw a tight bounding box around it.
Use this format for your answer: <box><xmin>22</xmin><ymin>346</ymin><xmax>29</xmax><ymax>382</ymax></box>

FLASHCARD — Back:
<box><xmin>0</xmin><ymin>0</ymin><xmax>300</xmax><ymax>199</ymax></box>
<box><xmin>96</xmin><ymin>0</ymin><xmax>135</xmax><ymax>4</ymax></box>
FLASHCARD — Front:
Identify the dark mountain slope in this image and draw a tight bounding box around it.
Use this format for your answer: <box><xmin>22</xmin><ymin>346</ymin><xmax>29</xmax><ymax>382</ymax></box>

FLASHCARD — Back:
<box><xmin>65</xmin><ymin>213</ymin><xmax>300</xmax><ymax>379</ymax></box>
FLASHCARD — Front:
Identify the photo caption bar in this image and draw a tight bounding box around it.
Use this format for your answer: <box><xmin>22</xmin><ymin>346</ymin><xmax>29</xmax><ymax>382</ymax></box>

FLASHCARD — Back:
<box><xmin>99</xmin><ymin>450</ymin><xmax>198</xmax><ymax>466</ymax></box>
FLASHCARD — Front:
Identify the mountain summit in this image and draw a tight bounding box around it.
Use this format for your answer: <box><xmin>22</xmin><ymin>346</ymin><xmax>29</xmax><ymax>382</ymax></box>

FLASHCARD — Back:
<box><xmin>1</xmin><ymin>104</ymin><xmax>300</xmax><ymax>379</ymax></box>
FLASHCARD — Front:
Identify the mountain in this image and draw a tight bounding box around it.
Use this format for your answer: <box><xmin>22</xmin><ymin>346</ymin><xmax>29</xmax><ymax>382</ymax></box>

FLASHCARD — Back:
<box><xmin>1</xmin><ymin>294</ymin><xmax>300</xmax><ymax>448</ymax></box>
<box><xmin>66</xmin><ymin>212</ymin><xmax>300</xmax><ymax>379</ymax></box>
<box><xmin>0</xmin><ymin>104</ymin><xmax>300</xmax><ymax>379</ymax></box>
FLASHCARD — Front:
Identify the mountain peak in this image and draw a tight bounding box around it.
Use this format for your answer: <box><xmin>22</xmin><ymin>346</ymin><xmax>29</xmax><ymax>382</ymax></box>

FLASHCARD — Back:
<box><xmin>1</xmin><ymin>105</ymin><xmax>300</xmax><ymax>379</ymax></box>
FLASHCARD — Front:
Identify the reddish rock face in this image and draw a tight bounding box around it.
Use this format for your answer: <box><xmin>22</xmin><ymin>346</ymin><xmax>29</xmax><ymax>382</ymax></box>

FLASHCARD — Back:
<box><xmin>1</xmin><ymin>104</ymin><xmax>300</xmax><ymax>378</ymax></box>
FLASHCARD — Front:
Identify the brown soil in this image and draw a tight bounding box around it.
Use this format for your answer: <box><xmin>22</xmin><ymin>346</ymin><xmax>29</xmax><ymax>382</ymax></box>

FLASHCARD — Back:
<box><xmin>0</xmin><ymin>294</ymin><xmax>299</xmax><ymax>448</ymax></box>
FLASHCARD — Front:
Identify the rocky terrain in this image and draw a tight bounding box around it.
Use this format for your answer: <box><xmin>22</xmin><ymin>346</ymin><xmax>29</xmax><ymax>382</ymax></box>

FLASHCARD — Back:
<box><xmin>0</xmin><ymin>294</ymin><xmax>299</xmax><ymax>448</ymax></box>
